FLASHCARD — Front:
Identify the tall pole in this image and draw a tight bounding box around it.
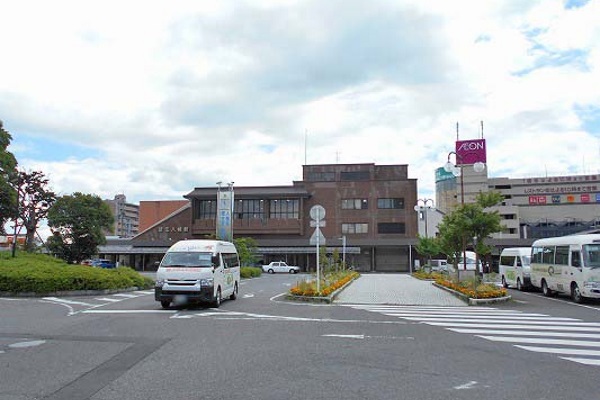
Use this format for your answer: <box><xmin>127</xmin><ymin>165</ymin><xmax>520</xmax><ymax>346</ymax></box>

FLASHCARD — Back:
<box><xmin>11</xmin><ymin>172</ymin><xmax>19</xmax><ymax>258</ymax></box>
<box><xmin>342</xmin><ymin>235</ymin><xmax>346</xmax><ymax>268</ymax></box>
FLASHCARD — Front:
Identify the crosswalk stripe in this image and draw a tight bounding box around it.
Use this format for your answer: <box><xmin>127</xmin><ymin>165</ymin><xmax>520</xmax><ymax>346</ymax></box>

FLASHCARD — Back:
<box><xmin>425</xmin><ymin>322</ymin><xmax>600</xmax><ymax>332</ymax></box>
<box><xmin>514</xmin><ymin>345</ymin><xmax>600</xmax><ymax>357</ymax></box>
<box><xmin>560</xmin><ymin>357</ymin><xmax>600</xmax><ymax>365</ymax></box>
<box><xmin>112</xmin><ymin>294</ymin><xmax>140</xmax><ymax>298</ymax></box>
<box><xmin>477</xmin><ymin>335</ymin><xmax>600</xmax><ymax>348</ymax></box>
<box><xmin>415</xmin><ymin>318</ymin><xmax>600</xmax><ymax>326</ymax></box>
<box><xmin>384</xmin><ymin>313</ymin><xmax>574</xmax><ymax>321</ymax></box>
<box><xmin>449</xmin><ymin>329</ymin><xmax>600</xmax><ymax>339</ymax></box>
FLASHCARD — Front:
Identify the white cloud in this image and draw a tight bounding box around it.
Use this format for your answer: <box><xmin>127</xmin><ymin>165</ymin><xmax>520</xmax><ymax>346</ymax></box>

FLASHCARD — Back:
<box><xmin>1</xmin><ymin>0</ymin><xmax>599</xmax><ymax>208</ymax></box>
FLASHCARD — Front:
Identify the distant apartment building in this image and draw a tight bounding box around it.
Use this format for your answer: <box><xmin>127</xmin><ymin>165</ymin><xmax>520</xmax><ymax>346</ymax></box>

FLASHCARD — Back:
<box><xmin>104</xmin><ymin>194</ymin><xmax>140</xmax><ymax>238</ymax></box>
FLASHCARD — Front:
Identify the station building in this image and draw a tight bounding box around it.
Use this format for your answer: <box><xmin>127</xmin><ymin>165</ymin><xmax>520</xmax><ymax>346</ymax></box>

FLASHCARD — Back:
<box><xmin>101</xmin><ymin>163</ymin><xmax>420</xmax><ymax>272</ymax></box>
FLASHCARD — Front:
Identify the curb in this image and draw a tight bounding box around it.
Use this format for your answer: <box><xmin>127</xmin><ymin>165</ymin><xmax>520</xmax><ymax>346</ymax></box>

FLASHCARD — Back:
<box><xmin>432</xmin><ymin>282</ymin><xmax>511</xmax><ymax>306</ymax></box>
<box><xmin>0</xmin><ymin>286</ymin><xmax>149</xmax><ymax>298</ymax></box>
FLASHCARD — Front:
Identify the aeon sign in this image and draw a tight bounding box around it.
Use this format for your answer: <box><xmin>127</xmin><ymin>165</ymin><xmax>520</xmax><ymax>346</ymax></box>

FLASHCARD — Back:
<box><xmin>456</xmin><ymin>139</ymin><xmax>486</xmax><ymax>164</ymax></box>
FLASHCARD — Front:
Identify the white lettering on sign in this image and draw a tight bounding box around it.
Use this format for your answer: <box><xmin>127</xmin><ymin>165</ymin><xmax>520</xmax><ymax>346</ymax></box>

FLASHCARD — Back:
<box><xmin>458</xmin><ymin>142</ymin><xmax>485</xmax><ymax>151</ymax></box>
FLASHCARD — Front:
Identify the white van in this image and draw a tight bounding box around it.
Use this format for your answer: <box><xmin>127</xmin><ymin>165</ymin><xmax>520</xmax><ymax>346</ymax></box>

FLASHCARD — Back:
<box><xmin>499</xmin><ymin>247</ymin><xmax>531</xmax><ymax>290</ymax></box>
<box><xmin>454</xmin><ymin>251</ymin><xmax>482</xmax><ymax>271</ymax></box>
<box><xmin>154</xmin><ymin>240</ymin><xmax>240</xmax><ymax>309</ymax></box>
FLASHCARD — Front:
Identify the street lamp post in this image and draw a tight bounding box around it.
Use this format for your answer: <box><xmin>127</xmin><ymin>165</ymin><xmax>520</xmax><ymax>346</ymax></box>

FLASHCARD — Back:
<box><xmin>338</xmin><ymin>235</ymin><xmax>346</xmax><ymax>268</ymax></box>
<box><xmin>444</xmin><ymin>152</ymin><xmax>486</xmax><ymax>274</ymax></box>
<box><xmin>413</xmin><ymin>198</ymin><xmax>434</xmax><ymax>238</ymax></box>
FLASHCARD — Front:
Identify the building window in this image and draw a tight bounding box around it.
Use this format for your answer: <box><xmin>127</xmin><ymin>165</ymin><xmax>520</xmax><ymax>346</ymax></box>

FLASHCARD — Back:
<box><xmin>342</xmin><ymin>223</ymin><xmax>368</xmax><ymax>234</ymax></box>
<box><xmin>377</xmin><ymin>223</ymin><xmax>405</xmax><ymax>234</ymax></box>
<box><xmin>341</xmin><ymin>199</ymin><xmax>368</xmax><ymax>210</ymax></box>
<box><xmin>377</xmin><ymin>198</ymin><xmax>404</xmax><ymax>209</ymax></box>
<box><xmin>269</xmin><ymin>199</ymin><xmax>299</xmax><ymax>219</ymax></box>
<box><xmin>234</xmin><ymin>199</ymin><xmax>264</xmax><ymax>219</ymax></box>
<box><xmin>194</xmin><ymin>200</ymin><xmax>217</xmax><ymax>220</ymax></box>
<box><xmin>340</xmin><ymin>171</ymin><xmax>370</xmax><ymax>181</ymax></box>
<box><xmin>306</xmin><ymin>172</ymin><xmax>335</xmax><ymax>182</ymax></box>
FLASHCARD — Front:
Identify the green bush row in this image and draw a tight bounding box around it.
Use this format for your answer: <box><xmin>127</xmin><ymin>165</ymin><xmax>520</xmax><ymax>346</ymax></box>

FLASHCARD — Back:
<box><xmin>240</xmin><ymin>266</ymin><xmax>262</xmax><ymax>279</ymax></box>
<box><xmin>0</xmin><ymin>253</ymin><xmax>154</xmax><ymax>293</ymax></box>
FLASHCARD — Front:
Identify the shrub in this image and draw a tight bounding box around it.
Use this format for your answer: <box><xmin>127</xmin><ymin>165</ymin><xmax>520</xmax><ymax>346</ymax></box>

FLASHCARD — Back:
<box><xmin>434</xmin><ymin>275</ymin><xmax>507</xmax><ymax>299</ymax></box>
<box><xmin>0</xmin><ymin>252</ymin><xmax>154</xmax><ymax>293</ymax></box>
<box><xmin>240</xmin><ymin>266</ymin><xmax>262</xmax><ymax>279</ymax></box>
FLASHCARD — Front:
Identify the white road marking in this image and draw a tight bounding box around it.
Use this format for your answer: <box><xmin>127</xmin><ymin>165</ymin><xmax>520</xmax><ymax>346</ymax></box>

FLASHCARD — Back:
<box><xmin>42</xmin><ymin>297</ymin><xmax>96</xmax><ymax>306</ymax></box>
<box><xmin>426</xmin><ymin>322</ymin><xmax>600</xmax><ymax>332</ymax></box>
<box><xmin>323</xmin><ymin>334</ymin><xmax>365</xmax><ymax>339</ymax></box>
<box><xmin>449</xmin><ymin>329</ymin><xmax>600</xmax><ymax>340</ymax></box>
<box><xmin>9</xmin><ymin>340</ymin><xmax>46</xmax><ymax>348</ymax></box>
<box><xmin>94</xmin><ymin>297</ymin><xmax>122</xmax><ymax>302</ymax></box>
<box><xmin>112</xmin><ymin>293</ymin><xmax>140</xmax><ymax>298</ymax></box>
<box><xmin>81</xmin><ymin>309</ymin><xmax>176</xmax><ymax>314</ymax></box>
<box><xmin>454</xmin><ymin>381</ymin><xmax>478</xmax><ymax>390</ymax></box>
<box><xmin>514</xmin><ymin>346</ymin><xmax>600</xmax><ymax>357</ymax></box>
<box><xmin>560</xmin><ymin>357</ymin><xmax>600</xmax><ymax>365</ymax></box>
<box><xmin>243</xmin><ymin>294</ymin><xmax>255</xmax><ymax>298</ymax></box>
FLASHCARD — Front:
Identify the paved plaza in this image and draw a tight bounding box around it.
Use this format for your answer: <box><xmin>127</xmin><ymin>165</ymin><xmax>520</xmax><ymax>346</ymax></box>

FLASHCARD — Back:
<box><xmin>334</xmin><ymin>273</ymin><xmax>466</xmax><ymax>306</ymax></box>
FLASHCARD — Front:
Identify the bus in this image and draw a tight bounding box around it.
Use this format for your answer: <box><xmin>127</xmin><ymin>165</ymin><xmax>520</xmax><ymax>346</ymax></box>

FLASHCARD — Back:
<box><xmin>530</xmin><ymin>234</ymin><xmax>600</xmax><ymax>303</ymax></box>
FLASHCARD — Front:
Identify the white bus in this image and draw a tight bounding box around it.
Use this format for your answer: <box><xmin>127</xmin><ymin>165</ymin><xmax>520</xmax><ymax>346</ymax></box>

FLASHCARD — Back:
<box><xmin>530</xmin><ymin>234</ymin><xmax>600</xmax><ymax>303</ymax></box>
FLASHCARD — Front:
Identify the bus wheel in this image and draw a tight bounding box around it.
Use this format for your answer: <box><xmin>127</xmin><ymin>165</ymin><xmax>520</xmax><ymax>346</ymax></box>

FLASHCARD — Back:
<box><xmin>160</xmin><ymin>300</ymin><xmax>171</xmax><ymax>309</ymax></box>
<box><xmin>571</xmin><ymin>283</ymin><xmax>583</xmax><ymax>303</ymax></box>
<box><xmin>501</xmin><ymin>276</ymin><xmax>508</xmax><ymax>288</ymax></box>
<box><xmin>516</xmin><ymin>278</ymin><xmax>522</xmax><ymax>291</ymax></box>
<box><xmin>542</xmin><ymin>280</ymin><xmax>552</xmax><ymax>297</ymax></box>
<box><xmin>230</xmin><ymin>283</ymin><xmax>238</xmax><ymax>300</ymax></box>
<box><xmin>212</xmin><ymin>288</ymin><xmax>222</xmax><ymax>308</ymax></box>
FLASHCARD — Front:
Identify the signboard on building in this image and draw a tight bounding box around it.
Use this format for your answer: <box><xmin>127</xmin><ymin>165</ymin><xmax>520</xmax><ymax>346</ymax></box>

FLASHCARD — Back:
<box><xmin>216</xmin><ymin>189</ymin><xmax>234</xmax><ymax>241</ymax></box>
<box><xmin>456</xmin><ymin>139</ymin><xmax>486</xmax><ymax>165</ymax></box>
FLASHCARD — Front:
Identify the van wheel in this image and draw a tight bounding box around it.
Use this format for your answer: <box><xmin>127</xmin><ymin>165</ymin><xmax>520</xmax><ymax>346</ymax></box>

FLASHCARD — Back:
<box><xmin>230</xmin><ymin>283</ymin><xmax>238</xmax><ymax>300</ymax></box>
<box><xmin>542</xmin><ymin>280</ymin><xmax>552</xmax><ymax>297</ymax></box>
<box><xmin>212</xmin><ymin>288</ymin><xmax>222</xmax><ymax>308</ymax></box>
<box><xmin>160</xmin><ymin>300</ymin><xmax>170</xmax><ymax>309</ymax></box>
<box><xmin>516</xmin><ymin>278</ymin><xmax>522</xmax><ymax>291</ymax></box>
<box><xmin>268</xmin><ymin>269</ymin><xmax>274</xmax><ymax>274</ymax></box>
<box><xmin>501</xmin><ymin>276</ymin><xmax>508</xmax><ymax>288</ymax></box>
<box><xmin>571</xmin><ymin>283</ymin><xmax>583</xmax><ymax>303</ymax></box>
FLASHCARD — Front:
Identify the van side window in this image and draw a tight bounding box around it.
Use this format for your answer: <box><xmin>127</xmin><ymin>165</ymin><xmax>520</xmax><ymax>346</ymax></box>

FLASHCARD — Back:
<box><xmin>571</xmin><ymin>251</ymin><xmax>581</xmax><ymax>268</ymax></box>
<box><xmin>500</xmin><ymin>256</ymin><xmax>515</xmax><ymax>266</ymax></box>
<box><xmin>542</xmin><ymin>247</ymin><xmax>555</xmax><ymax>264</ymax></box>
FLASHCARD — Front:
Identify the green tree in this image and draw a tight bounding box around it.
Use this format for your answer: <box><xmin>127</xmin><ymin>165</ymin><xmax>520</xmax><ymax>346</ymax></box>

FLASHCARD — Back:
<box><xmin>233</xmin><ymin>237</ymin><xmax>259</xmax><ymax>266</ymax></box>
<box><xmin>0</xmin><ymin>120</ymin><xmax>18</xmax><ymax>234</ymax></box>
<box><xmin>415</xmin><ymin>235</ymin><xmax>442</xmax><ymax>266</ymax></box>
<box><xmin>15</xmin><ymin>170</ymin><xmax>56</xmax><ymax>252</ymax></box>
<box><xmin>437</xmin><ymin>191</ymin><xmax>504</xmax><ymax>273</ymax></box>
<box><xmin>47</xmin><ymin>192</ymin><xmax>114</xmax><ymax>263</ymax></box>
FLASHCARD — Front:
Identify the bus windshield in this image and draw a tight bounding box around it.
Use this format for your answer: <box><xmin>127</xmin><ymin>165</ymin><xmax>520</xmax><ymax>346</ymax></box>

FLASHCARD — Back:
<box><xmin>522</xmin><ymin>255</ymin><xmax>531</xmax><ymax>266</ymax></box>
<box><xmin>161</xmin><ymin>252</ymin><xmax>215</xmax><ymax>268</ymax></box>
<box><xmin>583</xmin><ymin>245</ymin><xmax>600</xmax><ymax>269</ymax></box>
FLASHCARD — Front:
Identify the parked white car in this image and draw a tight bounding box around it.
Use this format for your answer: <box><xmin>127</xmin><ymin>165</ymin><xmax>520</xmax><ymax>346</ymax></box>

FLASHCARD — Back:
<box><xmin>262</xmin><ymin>261</ymin><xmax>300</xmax><ymax>274</ymax></box>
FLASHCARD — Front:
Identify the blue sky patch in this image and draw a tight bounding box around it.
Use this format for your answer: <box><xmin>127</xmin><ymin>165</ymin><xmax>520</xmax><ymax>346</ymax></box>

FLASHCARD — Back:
<box><xmin>513</xmin><ymin>48</ymin><xmax>589</xmax><ymax>76</ymax></box>
<box><xmin>564</xmin><ymin>0</ymin><xmax>590</xmax><ymax>9</ymax></box>
<box><xmin>574</xmin><ymin>105</ymin><xmax>600</xmax><ymax>134</ymax></box>
<box><xmin>11</xmin><ymin>134</ymin><xmax>100</xmax><ymax>162</ymax></box>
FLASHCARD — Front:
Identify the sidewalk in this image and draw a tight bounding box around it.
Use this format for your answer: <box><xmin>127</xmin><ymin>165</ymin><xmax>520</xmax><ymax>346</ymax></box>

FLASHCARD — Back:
<box><xmin>334</xmin><ymin>274</ymin><xmax>466</xmax><ymax>306</ymax></box>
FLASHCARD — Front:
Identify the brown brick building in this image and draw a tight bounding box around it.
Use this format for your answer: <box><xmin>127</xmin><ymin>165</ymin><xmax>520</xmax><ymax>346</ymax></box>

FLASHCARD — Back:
<box><xmin>101</xmin><ymin>163</ymin><xmax>419</xmax><ymax>272</ymax></box>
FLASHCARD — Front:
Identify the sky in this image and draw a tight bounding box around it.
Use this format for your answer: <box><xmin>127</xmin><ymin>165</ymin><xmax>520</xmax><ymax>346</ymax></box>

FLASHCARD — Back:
<box><xmin>2</xmin><ymin>0</ymin><xmax>600</xmax><ymax>211</ymax></box>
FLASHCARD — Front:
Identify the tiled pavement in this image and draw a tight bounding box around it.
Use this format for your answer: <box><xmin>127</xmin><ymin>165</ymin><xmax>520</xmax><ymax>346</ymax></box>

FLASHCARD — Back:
<box><xmin>334</xmin><ymin>274</ymin><xmax>466</xmax><ymax>306</ymax></box>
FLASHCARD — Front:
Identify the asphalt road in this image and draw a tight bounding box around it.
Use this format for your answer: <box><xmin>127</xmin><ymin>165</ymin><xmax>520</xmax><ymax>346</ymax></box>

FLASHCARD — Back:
<box><xmin>1</xmin><ymin>274</ymin><xmax>600</xmax><ymax>400</ymax></box>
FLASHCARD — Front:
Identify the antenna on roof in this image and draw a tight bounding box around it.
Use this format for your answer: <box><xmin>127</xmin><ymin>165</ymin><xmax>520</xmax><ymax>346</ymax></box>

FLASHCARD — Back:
<box><xmin>456</xmin><ymin>122</ymin><xmax>459</xmax><ymax>140</ymax></box>
<box><xmin>481</xmin><ymin>121</ymin><xmax>484</xmax><ymax>138</ymax></box>
<box><xmin>304</xmin><ymin>129</ymin><xmax>308</xmax><ymax>166</ymax></box>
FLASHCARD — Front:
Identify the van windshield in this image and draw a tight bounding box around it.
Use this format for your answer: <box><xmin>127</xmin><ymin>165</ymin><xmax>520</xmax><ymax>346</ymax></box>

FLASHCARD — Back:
<box><xmin>583</xmin><ymin>245</ymin><xmax>600</xmax><ymax>269</ymax></box>
<box><xmin>161</xmin><ymin>252</ymin><xmax>214</xmax><ymax>268</ymax></box>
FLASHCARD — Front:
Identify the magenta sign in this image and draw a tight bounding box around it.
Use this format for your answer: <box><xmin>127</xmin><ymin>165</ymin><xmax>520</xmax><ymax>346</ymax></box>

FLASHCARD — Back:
<box><xmin>456</xmin><ymin>139</ymin><xmax>486</xmax><ymax>164</ymax></box>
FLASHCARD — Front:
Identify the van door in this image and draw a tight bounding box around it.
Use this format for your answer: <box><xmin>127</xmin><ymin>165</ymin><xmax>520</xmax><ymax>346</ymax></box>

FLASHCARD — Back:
<box><xmin>222</xmin><ymin>253</ymin><xmax>235</xmax><ymax>296</ymax></box>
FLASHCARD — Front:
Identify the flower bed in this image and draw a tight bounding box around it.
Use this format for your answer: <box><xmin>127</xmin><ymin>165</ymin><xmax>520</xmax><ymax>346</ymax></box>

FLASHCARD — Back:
<box><xmin>289</xmin><ymin>270</ymin><xmax>359</xmax><ymax>298</ymax></box>
<box><xmin>434</xmin><ymin>276</ymin><xmax>507</xmax><ymax>299</ymax></box>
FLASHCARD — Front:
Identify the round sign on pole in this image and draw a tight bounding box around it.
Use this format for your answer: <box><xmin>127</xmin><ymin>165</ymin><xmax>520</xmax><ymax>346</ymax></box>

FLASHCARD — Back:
<box><xmin>310</xmin><ymin>205</ymin><xmax>326</xmax><ymax>221</ymax></box>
